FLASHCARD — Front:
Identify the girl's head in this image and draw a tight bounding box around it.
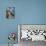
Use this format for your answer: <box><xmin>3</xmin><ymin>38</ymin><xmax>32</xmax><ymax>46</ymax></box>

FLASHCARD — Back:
<box><xmin>6</xmin><ymin>10</ymin><xmax>14</xmax><ymax>18</ymax></box>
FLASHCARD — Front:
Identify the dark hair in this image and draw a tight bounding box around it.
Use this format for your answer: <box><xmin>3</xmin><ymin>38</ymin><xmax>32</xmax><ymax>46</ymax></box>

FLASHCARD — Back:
<box><xmin>6</xmin><ymin>10</ymin><xmax>14</xmax><ymax>18</ymax></box>
<box><xmin>6</xmin><ymin>10</ymin><xmax>9</xmax><ymax>18</ymax></box>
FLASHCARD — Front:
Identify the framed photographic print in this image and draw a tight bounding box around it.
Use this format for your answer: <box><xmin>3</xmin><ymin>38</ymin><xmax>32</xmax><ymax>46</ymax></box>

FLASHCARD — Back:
<box><xmin>6</xmin><ymin>7</ymin><xmax>15</xmax><ymax>19</ymax></box>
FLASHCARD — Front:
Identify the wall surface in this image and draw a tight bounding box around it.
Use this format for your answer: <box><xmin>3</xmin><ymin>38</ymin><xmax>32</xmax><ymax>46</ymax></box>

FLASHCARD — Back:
<box><xmin>16</xmin><ymin>0</ymin><xmax>46</xmax><ymax>24</ymax></box>
<box><xmin>0</xmin><ymin>0</ymin><xmax>46</xmax><ymax>44</ymax></box>
<box><xmin>0</xmin><ymin>0</ymin><xmax>17</xmax><ymax>44</ymax></box>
